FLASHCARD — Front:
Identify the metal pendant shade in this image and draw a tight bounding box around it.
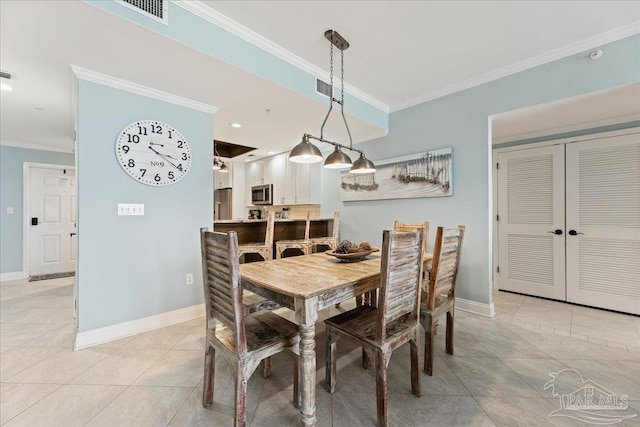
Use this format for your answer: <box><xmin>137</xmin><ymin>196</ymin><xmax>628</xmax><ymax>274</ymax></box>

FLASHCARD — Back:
<box><xmin>350</xmin><ymin>153</ymin><xmax>376</xmax><ymax>174</ymax></box>
<box><xmin>289</xmin><ymin>135</ymin><xmax>323</xmax><ymax>163</ymax></box>
<box><xmin>324</xmin><ymin>146</ymin><xmax>353</xmax><ymax>169</ymax></box>
<box><xmin>289</xmin><ymin>30</ymin><xmax>375</xmax><ymax>174</ymax></box>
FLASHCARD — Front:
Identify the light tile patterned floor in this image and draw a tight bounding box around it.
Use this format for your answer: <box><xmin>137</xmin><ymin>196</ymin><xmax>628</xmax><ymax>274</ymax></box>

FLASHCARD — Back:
<box><xmin>1</xmin><ymin>278</ymin><xmax>638</xmax><ymax>426</ymax></box>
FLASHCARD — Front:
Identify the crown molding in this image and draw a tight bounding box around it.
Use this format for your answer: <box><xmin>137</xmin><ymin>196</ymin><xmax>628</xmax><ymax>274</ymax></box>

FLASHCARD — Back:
<box><xmin>70</xmin><ymin>65</ymin><xmax>219</xmax><ymax>115</ymax></box>
<box><xmin>172</xmin><ymin>1</ymin><xmax>389</xmax><ymax>114</ymax></box>
<box><xmin>390</xmin><ymin>23</ymin><xmax>640</xmax><ymax>112</ymax></box>
<box><xmin>1</xmin><ymin>140</ymin><xmax>74</xmax><ymax>153</ymax></box>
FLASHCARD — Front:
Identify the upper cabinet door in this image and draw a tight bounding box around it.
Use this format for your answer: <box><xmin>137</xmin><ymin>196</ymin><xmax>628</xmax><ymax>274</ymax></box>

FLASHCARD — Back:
<box><xmin>268</xmin><ymin>154</ymin><xmax>286</xmax><ymax>205</ymax></box>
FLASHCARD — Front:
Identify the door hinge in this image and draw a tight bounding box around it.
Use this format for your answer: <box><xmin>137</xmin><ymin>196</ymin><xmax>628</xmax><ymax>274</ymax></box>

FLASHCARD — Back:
<box><xmin>496</xmin><ymin>214</ymin><xmax>500</xmax><ymax>222</ymax></box>
<box><xmin>496</xmin><ymin>162</ymin><xmax>499</xmax><ymax>170</ymax></box>
<box><xmin>496</xmin><ymin>266</ymin><xmax>500</xmax><ymax>273</ymax></box>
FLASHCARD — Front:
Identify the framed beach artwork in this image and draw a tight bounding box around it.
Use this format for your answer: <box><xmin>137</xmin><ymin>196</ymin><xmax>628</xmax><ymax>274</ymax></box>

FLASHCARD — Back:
<box><xmin>340</xmin><ymin>148</ymin><xmax>453</xmax><ymax>202</ymax></box>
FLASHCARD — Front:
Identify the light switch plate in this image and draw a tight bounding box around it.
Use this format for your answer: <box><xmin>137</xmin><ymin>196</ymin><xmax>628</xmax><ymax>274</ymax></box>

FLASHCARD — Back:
<box><xmin>6</xmin><ymin>207</ymin><xmax>14</xmax><ymax>215</ymax></box>
<box><xmin>118</xmin><ymin>203</ymin><xmax>144</xmax><ymax>216</ymax></box>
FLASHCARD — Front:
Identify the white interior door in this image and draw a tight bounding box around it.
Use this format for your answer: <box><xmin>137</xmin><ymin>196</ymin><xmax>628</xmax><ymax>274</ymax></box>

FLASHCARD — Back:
<box><xmin>497</xmin><ymin>144</ymin><xmax>566</xmax><ymax>300</ymax></box>
<box><xmin>29</xmin><ymin>167</ymin><xmax>77</xmax><ymax>276</ymax></box>
<box><xmin>566</xmin><ymin>133</ymin><xmax>640</xmax><ymax>314</ymax></box>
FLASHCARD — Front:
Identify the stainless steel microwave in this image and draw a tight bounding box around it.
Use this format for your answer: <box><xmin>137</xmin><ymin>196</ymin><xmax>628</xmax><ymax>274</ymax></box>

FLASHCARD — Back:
<box><xmin>251</xmin><ymin>184</ymin><xmax>273</xmax><ymax>205</ymax></box>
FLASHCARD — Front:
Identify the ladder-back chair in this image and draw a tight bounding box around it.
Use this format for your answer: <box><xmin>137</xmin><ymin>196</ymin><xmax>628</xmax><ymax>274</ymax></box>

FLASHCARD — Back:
<box><xmin>420</xmin><ymin>225</ymin><xmax>465</xmax><ymax>376</ymax></box>
<box><xmin>275</xmin><ymin>212</ymin><xmax>312</xmax><ymax>258</ymax></box>
<box><xmin>237</xmin><ymin>211</ymin><xmax>275</xmax><ymax>262</ymax></box>
<box><xmin>324</xmin><ymin>229</ymin><xmax>424</xmax><ymax>427</ymax></box>
<box><xmin>200</xmin><ymin>228</ymin><xmax>300</xmax><ymax>426</ymax></box>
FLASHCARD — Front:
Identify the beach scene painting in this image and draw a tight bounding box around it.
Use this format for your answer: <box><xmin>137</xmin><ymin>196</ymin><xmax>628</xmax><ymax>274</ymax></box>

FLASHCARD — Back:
<box><xmin>340</xmin><ymin>148</ymin><xmax>452</xmax><ymax>202</ymax></box>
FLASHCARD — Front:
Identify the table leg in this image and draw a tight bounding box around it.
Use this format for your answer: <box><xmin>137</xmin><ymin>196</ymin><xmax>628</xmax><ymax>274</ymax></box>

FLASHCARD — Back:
<box><xmin>296</xmin><ymin>297</ymin><xmax>318</xmax><ymax>427</ymax></box>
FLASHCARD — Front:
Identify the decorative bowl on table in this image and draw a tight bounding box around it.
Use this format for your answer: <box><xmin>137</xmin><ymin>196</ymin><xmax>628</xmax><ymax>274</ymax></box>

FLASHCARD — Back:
<box><xmin>325</xmin><ymin>248</ymin><xmax>379</xmax><ymax>262</ymax></box>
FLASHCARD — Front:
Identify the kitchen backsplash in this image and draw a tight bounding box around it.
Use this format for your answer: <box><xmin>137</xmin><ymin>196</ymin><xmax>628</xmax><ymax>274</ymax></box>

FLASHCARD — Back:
<box><xmin>262</xmin><ymin>204</ymin><xmax>321</xmax><ymax>219</ymax></box>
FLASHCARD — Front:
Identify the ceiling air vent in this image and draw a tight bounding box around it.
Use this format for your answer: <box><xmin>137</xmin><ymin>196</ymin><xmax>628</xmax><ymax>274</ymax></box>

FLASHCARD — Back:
<box><xmin>115</xmin><ymin>0</ymin><xmax>168</xmax><ymax>24</ymax></box>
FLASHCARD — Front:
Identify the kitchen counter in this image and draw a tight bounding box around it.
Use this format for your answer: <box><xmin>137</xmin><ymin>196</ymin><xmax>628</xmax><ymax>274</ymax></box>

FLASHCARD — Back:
<box><xmin>214</xmin><ymin>217</ymin><xmax>335</xmax><ymax>260</ymax></box>
<box><xmin>215</xmin><ymin>218</ymin><xmax>334</xmax><ymax>224</ymax></box>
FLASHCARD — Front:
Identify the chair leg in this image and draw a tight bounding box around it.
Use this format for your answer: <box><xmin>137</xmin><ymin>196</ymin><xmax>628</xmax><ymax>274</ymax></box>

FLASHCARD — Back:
<box><xmin>234</xmin><ymin>362</ymin><xmax>248</xmax><ymax>427</ymax></box>
<box><xmin>424</xmin><ymin>324</ymin><xmax>435</xmax><ymax>376</ymax></box>
<box><xmin>362</xmin><ymin>348</ymin><xmax>371</xmax><ymax>369</ymax></box>
<box><xmin>325</xmin><ymin>328</ymin><xmax>337</xmax><ymax>393</ymax></box>
<box><xmin>202</xmin><ymin>345</ymin><xmax>215</xmax><ymax>407</ymax></box>
<box><xmin>261</xmin><ymin>357</ymin><xmax>271</xmax><ymax>378</ymax></box>
<box><xmin>410</xmin><ymin>337</ymin><xmax>421</xmax><ymax>397</ymax></box>
<box><xmin>356</xmin><ymin>295</ymin><xmax>363</xmax><ymax>307</ymax></box>
<box><xmin>446</xmin><ymin>310</ymin><xmax>454</xmax><ymax>355</ymax></box>
<box><xmin>375</xmin><ymin>349</ymin><xmax>389</xmax><ymax>427</ymax></box>
<box><xmin>293</xmin><ymin>354</ymin><xmax>300</xmax><ymax>409</ymax></box>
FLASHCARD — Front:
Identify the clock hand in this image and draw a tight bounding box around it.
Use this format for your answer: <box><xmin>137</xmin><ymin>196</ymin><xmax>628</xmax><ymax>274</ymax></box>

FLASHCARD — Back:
<box><xmin>148</xmin><ymin>146</ymin><xmax>180</xmax><ymax>170</ymax></box>
<box><xmin>149</xmin><ymin>142</ymin><xmax>164</xmax><ymax>147</ymax></box>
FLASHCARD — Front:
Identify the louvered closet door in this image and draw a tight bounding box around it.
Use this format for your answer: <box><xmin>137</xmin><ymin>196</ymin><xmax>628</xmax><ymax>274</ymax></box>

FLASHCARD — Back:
<box><xmin>566</xmin><ymin>133</ymin><xmax>640</xmax><ymax>314</ymax></box>
<box><xmin>497</xmin><ymin>145</ymin><xmax>566</xmax><ymax>300</ymax></box>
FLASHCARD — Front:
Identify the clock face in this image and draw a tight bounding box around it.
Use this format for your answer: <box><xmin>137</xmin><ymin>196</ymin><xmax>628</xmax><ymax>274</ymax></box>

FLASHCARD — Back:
<box><xmin>115</xmin><ymin>120</ymin><xmax>191</xmax><ymax>186</ymax></box>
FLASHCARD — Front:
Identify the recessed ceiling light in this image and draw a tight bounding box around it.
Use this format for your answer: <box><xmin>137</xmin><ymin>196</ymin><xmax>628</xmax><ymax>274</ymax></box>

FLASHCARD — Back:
<box><xmin>230</xmin><ymin>122</ymin><xmax>242</xmax><ymax>128</ymax></box>
<box><xmin>267</xmin><ymin>151</ymin><xmax>275</xmax><ymax>155</ymax></box>
<box><xmin>0</xmin><ymin>83</ymin><xmax>13</xmax><ymax>91</ymax></box>
<box><xmin>244</xmin><ymin>158</ymin><xmax>251</xmax><ymax>162</ymax></box>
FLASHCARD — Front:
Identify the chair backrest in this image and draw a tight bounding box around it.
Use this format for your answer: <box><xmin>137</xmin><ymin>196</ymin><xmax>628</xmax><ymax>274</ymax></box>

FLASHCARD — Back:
<box><xmin>425</xmin><ymin>225</ymin><xmax>465</xmax><ymax>311</ymax></box>
<box><xmin>376</xmin><ymin>229</ymin><xmax>424</xmax><ymax>343</ymax></box>
<box><xmin>304</xmin><ymin>212</ymin><xmax>311</xmax><ymax>241</ymax></box>
<box><xmin>331</xmin><ymin>211</ymin><xmax>340</xmax><ymax>239</ymax></box>
<box><xmin>394</xmin><ymin>220</ymin><xmax>429</xmax><ymax>255</ymax></box>
<box><xmin>264</xmin><ymin>211</ymin><xmax>275</xmax><ymax>246</ymax></box>
<box><xmin>200</xmin><ymin>228</ymin><xmax>248</xmax><ymax>355</ymax></box>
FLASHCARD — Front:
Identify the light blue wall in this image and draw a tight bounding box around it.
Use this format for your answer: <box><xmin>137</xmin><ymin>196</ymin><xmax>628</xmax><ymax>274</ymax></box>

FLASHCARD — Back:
<box><xmin>0</xmin><ymin>146</ymin><xmax>74</xmax><ymax>274</ymax></box>
<box><xmin>322</xmin><ymin>35</ymin><xmax>640</xmax><ymax>306</ymax></box>
<box><xmin>84</xmin><ymin>0</ymin><xmax>388</xmax><ymax>131</ymax></box>
<box><xmin>77</xmin><ymin>80</ymin><xmax>213</xmax><ymax>332</ymax></box>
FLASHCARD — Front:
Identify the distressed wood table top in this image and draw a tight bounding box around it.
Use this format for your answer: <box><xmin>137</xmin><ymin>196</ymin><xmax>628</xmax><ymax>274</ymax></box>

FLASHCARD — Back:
<box><xmin>241</xmin><ymin>252</ymin><xmax>433</xmax><ymax>299</ymax></box>
<box><xmin>241</xmin><ymin>252</ymin><xmax>381</xmax><ymax>298</ymax></box>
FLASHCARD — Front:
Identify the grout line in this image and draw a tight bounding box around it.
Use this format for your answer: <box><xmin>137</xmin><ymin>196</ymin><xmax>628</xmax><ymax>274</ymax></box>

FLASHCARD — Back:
<box><xmin>82</xmin><ymin>384</ymin><xmax>130</xmax><ymax>427</ymax></box>
<box><xmin>0</xmin><ymin>383</ymin><xmax>64</xmax><ymax>425</ymax></box>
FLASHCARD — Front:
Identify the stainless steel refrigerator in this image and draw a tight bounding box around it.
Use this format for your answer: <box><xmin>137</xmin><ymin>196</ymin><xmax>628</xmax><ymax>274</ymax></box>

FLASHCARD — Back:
<box><xmin>214</xmin><ymin>188</ymin><xmax>232</xmax><ymax>220</ymax></box>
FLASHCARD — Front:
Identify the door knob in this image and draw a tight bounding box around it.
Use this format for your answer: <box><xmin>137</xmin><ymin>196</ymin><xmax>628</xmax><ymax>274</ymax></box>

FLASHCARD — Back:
<box><xmin>568</xmin><ymin>230</ymin><xmax>584</xmax><ymax>236</ymax></box>
<box><xmin>547</xmin><ymin>229</ymin><xmax>563</xmax><ymax>235</ymax></box>
<box><xmin>31</xmin><ymin>217</ymin><xmax>38</xmax><ymax>226</ymax></box>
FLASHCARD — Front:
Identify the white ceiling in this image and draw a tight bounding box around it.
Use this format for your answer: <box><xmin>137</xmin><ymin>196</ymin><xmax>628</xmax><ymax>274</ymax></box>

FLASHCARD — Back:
<box><xmin>1</xmin><ymin>1</ymin><xmax>639</xmax><ymax>157</ymax></box>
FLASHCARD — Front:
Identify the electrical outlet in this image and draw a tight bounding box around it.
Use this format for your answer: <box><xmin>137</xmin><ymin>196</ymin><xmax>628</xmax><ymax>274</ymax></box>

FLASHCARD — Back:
<box><xmin>186</xmin><ymin>273</ymin><xmax>194</xmax><ymax>285</ymax></box>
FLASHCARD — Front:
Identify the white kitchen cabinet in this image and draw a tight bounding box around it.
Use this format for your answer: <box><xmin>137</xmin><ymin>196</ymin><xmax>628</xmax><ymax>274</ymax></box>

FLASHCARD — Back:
<box><xmin>214</xmin><ymin>162</ymin><xmax>233</xmax><ymax>189</ymax></box>
<box><xmin>245</xmin><ymin>154</ymin><xmax>321</xmax><ymax>205</ymax></box>
<box><xmin>247</xmin><ymin>160</ymin><xmax>266</xmax><ymax>186</ymax></box>
<box><xmin>268</xmin><ymin>154</ymin><xmax>287</xmax><ymax>205</ymax></box>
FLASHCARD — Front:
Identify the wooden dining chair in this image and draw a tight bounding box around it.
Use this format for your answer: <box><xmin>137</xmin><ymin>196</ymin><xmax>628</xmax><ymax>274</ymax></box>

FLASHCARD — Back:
<box><xmin>200</xmin><ymin>228</ymin><xmax>300</xmax><ymax>426</ymax></box>
<box><xmin>325</xmin><ymin>229</ymin><xmax>424</xmax><ymax>427</ymax></box>
<box><xmin>237</xmin><ymin>211</ymin><xmax>275</xmax><ymax>262</ymax></box>
<box><xmin>310</xmin><ymin>211</ymin><xmax>340</xmax><ymax>252</ymax></box>
<box><xmin>420</xmin><ymin>225</ymin><xmax>465</xmax><ymax>376</ymax></box>
<box><xmin>275</xmin><ymin>212</ymin><xmax>312</xmax><ymax>259</ymax></box>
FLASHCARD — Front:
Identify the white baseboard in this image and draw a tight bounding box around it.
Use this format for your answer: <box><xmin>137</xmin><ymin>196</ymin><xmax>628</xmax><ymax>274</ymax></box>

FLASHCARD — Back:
<box><xmin>456</xmin><ymin>297</ymin><xmax>495</xmax><ymax>318</ymax></box>
<box><xmin>0</xmin><ymin>271</ymin><xmax>28</xmax><ymax>282</ymax></box>
<box><xmin>75</xmin><ymin>304</ymin><xmax>205</xmax><ymax>350</ymax></box>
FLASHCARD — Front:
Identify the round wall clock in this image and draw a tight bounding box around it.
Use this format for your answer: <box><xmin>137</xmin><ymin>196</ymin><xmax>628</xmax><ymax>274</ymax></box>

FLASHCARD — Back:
<box><xmin>115</xmin><ymin>120</ymin><xmax>192</xmax><ymax>186</ymax></box>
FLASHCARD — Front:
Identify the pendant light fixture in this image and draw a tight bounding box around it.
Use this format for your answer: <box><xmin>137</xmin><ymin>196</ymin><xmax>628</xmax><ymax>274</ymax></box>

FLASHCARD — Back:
<box><xmin>289</xmin><ymin>30</ymin><xmax>376</xmax><ymax>174</ymax></box>
<box><xmin>213</xmin><ymin>145</ymin><xmax>228</xmax><ymax>172</ymax></box>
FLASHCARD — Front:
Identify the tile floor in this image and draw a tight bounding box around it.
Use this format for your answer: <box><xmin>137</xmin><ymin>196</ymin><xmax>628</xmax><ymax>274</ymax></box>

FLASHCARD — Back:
<box><xmin>1</xmin><ymin>278</ymin><xmax>638</xmax><ymax>426</ymax></box>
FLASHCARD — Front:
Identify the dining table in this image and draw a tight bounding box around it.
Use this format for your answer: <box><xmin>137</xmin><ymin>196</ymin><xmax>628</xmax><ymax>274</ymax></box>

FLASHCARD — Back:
<box><xmin>240</xmin><ymin>250</ymin><xmax>433</xmax><ymax>426</ymax></box>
